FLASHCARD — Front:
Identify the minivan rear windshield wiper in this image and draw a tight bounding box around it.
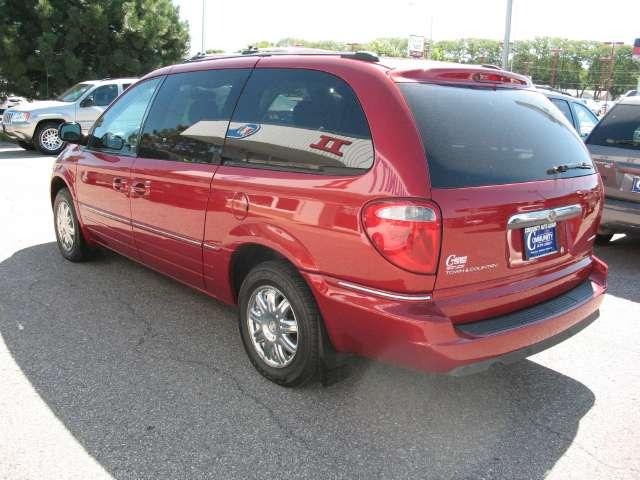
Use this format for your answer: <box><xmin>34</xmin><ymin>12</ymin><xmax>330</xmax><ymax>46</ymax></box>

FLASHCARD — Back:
<box><xmin>606</xmin><ymin>139</ymin><xmax>640</xmax><ymax>146</ymax></box>
<box><xmin>546</xmin><ymin>162</ymin><xmax>594</xmax><ymax>174</ymax></box>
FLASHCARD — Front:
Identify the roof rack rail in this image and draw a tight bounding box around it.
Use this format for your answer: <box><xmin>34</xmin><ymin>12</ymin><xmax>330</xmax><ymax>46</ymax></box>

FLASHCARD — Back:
<box><xmin>340</xmin><ymin>51</ymin><xmax>379</xmax><ymax>62</ymax></box>
<box><xmin>481</xmin><ymin>64</ymin><xmax>502</xmax><ymax>70</ymax></box>
<box><xmin>182</xmin><ymin>49</ymin><xmax>381</xmax><ymax>64</ymax></box>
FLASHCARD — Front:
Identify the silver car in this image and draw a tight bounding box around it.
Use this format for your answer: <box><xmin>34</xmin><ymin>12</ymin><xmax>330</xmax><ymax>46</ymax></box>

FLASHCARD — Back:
<box><xmin>1</xmin><ymin>78</ymin><xmax>137</xmax><ymax>154</ymax></box>
<box><xmin>586</xmin><ymin>95</ymin><xmax>640</xmax><ymax>242</ymax></box>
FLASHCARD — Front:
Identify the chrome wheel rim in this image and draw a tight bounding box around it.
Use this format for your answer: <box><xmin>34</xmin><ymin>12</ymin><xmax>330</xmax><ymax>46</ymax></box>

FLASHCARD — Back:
<box><xmin>56</xmin><ymin>200</ymin><xmax>75</xmax><ymax>251</ymax></box>
<box><xmin>41</xmin><ymin>128</ymin><xmax>63</xmax><ymax>151</ymax></box>
<box><xmin>247</xmin><ymin>286</ymin><xmax>299</xmax><ymax>368</ymax></box>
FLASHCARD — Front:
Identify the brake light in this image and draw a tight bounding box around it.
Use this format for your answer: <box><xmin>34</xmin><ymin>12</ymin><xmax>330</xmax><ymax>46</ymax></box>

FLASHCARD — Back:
<box><xmin>362</xmin><ymin>199</ymin><xmax>441</xmax><ymax>274</ymax></box>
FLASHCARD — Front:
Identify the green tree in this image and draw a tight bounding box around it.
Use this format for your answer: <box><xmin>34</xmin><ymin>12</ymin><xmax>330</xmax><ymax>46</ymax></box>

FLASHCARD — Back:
<box><xmin>0</xmin><ymin>0</ymin><xmax>189</xmax><ymax>98</ymax></box>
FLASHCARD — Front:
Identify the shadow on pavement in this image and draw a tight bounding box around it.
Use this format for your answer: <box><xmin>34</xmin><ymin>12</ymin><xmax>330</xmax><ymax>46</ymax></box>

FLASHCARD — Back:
<box><xmin>595</xmin><ymin>234</ymin><xmax>640</xmax><ymax>303</ymax></box>
<box><xmin>0</xmin><ymin>144</ymin><xmax>44</xmax><ymax>159</ymax></box>
<box><xmin>0</xmin><ymin>243</ymin><xmax>595</xmax><ymax>479</ymax></box>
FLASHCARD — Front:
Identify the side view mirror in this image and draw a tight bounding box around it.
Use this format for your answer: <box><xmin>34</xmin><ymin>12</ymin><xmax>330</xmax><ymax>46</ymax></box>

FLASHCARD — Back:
<box><xmin>58</xmin><ymin>122</ymin><xmax>85</xmax><ymax>145</ymax></box>
<box><xmin>101</xmin><ymin>133</ymin><xmax>124</xmax><ymax>151</ymax></box>
<box><xmin>80</xmin><ymin>96</ymin><xmax>95</xmax><ymax>108</ymax></box>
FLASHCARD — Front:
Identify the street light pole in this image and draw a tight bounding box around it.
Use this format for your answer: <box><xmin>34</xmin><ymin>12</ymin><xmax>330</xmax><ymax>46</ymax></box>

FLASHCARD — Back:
<box><xmin>501</xmin><ymin>0</ymin><xmax>513</xmax><ymax>70</ymax></box>
<box><xmin>201</xmin><ymin>0</ymin><xmax>206</xmax><ymax>54</ymax></box>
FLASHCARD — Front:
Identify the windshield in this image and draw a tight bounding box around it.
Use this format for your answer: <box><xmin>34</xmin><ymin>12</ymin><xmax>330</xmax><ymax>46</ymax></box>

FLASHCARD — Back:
<box><xmin>399</xmin><ymin>83</ymin><xmax>595</xmax><ymax>188</ymax></box>
<box><xmin>587</xmin><ymin>104</ymin><xmax>640</xmax><ymax>150</ymax></box>
<box><xmin>57</xmin><ymin>83</ymin><xmax>93</xmax><ymax>102</ymax></box>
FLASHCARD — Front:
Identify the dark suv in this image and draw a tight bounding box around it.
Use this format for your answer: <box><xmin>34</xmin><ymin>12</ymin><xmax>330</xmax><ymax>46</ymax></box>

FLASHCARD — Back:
<box><xmin>51</xmin><ymin>52</ymin><xmax>607</xmax><ymax>386</ymax></box>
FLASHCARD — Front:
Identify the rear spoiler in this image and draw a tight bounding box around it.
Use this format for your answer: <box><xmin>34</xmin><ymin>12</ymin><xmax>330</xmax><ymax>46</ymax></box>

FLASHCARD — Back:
<box><xmin>390</xmin><ymin>66</ymin><xmax>531</xmax><ymax>88</ymax></box>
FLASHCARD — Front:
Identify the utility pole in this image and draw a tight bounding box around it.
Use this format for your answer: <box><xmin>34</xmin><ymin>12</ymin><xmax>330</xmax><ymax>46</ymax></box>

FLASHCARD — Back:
<box><xmin>603</xmin><ymin>41</ymin><xmax>624</xmax><ymax>100</ymax></box>
<box><xmin>501</xmin><ymin>0</ymin><xmax>513</xmax><ymax>70</ymax></box>
<box><xmin>201</xmin><ymin>0</ymin><xmax>206</xmax><ymax>54</ymax></box>
<box><xmin>550</xmin><ymin>48</ymin><xmax>562</xmax><ymax>88</ymax></box>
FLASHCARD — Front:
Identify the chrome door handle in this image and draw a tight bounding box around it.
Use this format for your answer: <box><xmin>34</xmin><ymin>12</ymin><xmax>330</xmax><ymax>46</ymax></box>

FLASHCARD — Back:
<box><xmin>112</xmin><ymin>177</ymin><xmax>127</xmax><ymax>191</ymax></box>
<box><xmin>130</xmin><ymin>180</ymin><xmax>151</xmax><ymax>196</ymax></box>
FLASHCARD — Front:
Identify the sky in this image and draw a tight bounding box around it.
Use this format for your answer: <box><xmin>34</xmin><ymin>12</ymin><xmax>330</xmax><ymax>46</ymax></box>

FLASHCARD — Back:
<box><xmin>174</xmin><ymin>0</ymin><xmax>640</xmax><ymax>55</ymax></box>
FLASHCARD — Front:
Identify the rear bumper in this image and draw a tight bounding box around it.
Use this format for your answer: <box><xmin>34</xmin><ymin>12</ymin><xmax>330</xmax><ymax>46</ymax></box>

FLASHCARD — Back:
<box><xmin>600</xmin><ymin>197</ymin><xmax>640</xmax><ymax>232</ymax></box>
<box><xmin>303</xmin><ymin>255</ymin><xmax>607</xmax><ymax>374</ymax></box>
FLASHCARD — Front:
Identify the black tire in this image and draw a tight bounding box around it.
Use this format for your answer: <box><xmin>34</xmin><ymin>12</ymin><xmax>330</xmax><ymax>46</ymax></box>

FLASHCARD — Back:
<box><xmin>238</xmin><ymin>260</ymin><xmax>323</xmax><ymax>387</ymax></box>
<box><xmin>53</xmin><ymin>188</ymin><xmax>90</xmax><ymax>262</ymax></box>
<box><xmin>34</xmin><ymin>121</ymin><xmax>65</xmax><ymax>155</ymax></box>
<box><xmin>595</xmin><ymin>233</ymin><xmax>613</xmax><ymax>245</ymax></box>
<box><xmin>17</xmin><ymin>140</ymin><xmax>35</xmax><ymax>150</ymax></box>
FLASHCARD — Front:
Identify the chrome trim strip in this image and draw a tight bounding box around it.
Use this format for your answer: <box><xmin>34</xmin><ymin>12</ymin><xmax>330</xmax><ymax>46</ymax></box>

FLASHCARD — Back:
<box><xmin>131</xmin><ymin>220</ymin><xmax>202</xmax><ymax>247</ymax></box>
<box><xmin>81</xmin><ymin>203</ymin><xmax>131</xmax><ymax>225</ymax></box>
<box><xmin>81</xmin><ymin>203</ymin><xmax>202</xmax><ymax>247</ymax></box>
<box><xmin>337</xmin><ymin>280</ymin><xmax>432</xmax><ymax>301</ymax></box>
<box><xmin>507</xmin><ymin>204</ymin><xmax>582</xmax><ymax>230</ymax></box>
<box><xmin>203</xmin><ymin>242</ymin><xmax>222</xmax><ymax>251</ymax></box>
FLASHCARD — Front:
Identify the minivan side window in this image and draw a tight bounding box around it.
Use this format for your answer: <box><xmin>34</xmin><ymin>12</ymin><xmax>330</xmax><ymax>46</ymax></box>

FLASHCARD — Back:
<box><xmin>88</xmin><ymin>77</ymin><xmax>162</xmax><ymax>155</ymax></box>
<box><xmin>223</xmin><ymin>68</ymin><xmax>374</xmax><ymax>174</ymax></box>
<box><xmin>138</xmin><ymin>68</ymin><xmax>251</xmax><ymax>164</ymax></box>
<box><xmin>587</xmin><ymin>104</ymin><xmax>640</xmax><ymax>149</ymax></box>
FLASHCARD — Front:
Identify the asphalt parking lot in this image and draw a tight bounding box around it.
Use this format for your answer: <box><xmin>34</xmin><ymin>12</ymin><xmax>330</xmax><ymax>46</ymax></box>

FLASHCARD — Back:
<box><xmin>0</xmin><ymin>142</ymin><xmax>639</xmax><ymax>480</ymax></box>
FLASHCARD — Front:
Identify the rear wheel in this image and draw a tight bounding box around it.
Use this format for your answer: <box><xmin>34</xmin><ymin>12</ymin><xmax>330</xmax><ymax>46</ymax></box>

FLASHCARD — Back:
<box><xmin>35</xmin><ymin>121</ymin><xmax>65</xmax><ymax>155</ymax></box>
<box><xmin>17</xmin><ymin>140</ymin><xmax>35</xmax><ymax>150</ymax></box>
<box><xmin>238</xmin><ymin>260</ymin><xmax>322</xmax><ymax>387</ymax></box>
<box><xmin>53</xmin><ymin>188</ymin><xmax>90</xmax><ymax>262</ymax></box>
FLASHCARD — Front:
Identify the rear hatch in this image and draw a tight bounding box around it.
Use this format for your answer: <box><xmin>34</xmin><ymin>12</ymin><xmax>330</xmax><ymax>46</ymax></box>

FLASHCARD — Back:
<box><xmin>586</xmin><ymin>102</ymin><xmax>640</xmax><ymax>204</ymax></box>
<box><xmin>397</xmin><ymin>72</ymin><xmax>602</xmax><ymax>324</ymax></box>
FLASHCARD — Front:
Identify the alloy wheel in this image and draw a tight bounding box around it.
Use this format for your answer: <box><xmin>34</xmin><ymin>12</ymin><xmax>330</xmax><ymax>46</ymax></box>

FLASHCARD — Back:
<box><xmin>246</xmin><ymin>286</ymin><xmax>299</xmax><ymax>368</ymax></box>
<box><xmin>56</xmin><ymin>200</ymin><xmax>75</xmax><ymax>251</ymax></box>
<box><xmin>41</xmin><ymin>127</ymin><xmax>63</xmax><ymax>152</ymax></box>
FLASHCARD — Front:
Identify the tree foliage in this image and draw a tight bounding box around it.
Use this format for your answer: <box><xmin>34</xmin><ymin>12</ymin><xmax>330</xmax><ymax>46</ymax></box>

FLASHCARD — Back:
<box><xmin>0</xmin><ymin>0</ymin><xmax>189</xmax><ymax>98</ymax></box>
<box><xmin>245</xmin><ymin>36</ymin><xmax>639</xmax><ymax>99</ymax></box>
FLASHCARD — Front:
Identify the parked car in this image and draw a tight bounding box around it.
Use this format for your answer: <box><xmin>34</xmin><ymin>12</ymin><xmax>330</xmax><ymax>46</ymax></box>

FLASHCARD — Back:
<box><xmin>1</xmin><ymin>78</ymin><xmax>137</xmax><ymax>154</ymax></box>
<box><xmin>622</xmin><ymin>89</ymin><xmax>638</xmax><ymax>97</ymax></box>
<box><xmin>586</xmin><ymin>95</ymin><xmax>640</xmax><ymax>242</ymax></box>
<box><xmin>0</xmin><ymin>94</ymin><xmax>27</xmax><ymax>123</ymax></box>
<box><xmin>51</xmin><ymin>53</ymin><xmax>607</xmax><ymax>386</ymax></box>
<box><xmin>583</xmin><ymin>98</ymin><xmax>602</xmax><ymax>116</ymax></box>
<box><xmin>540</xmin><ymin>89</ymin><xmax>600</xmax><ymax>139</ymax></box>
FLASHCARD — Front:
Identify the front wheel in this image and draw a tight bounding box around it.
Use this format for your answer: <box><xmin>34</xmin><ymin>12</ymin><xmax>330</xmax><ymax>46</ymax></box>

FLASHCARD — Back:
<box><xmin>35</xmin><ymin>121</ymin><xmax>65</xmax><ymax>155</ymax></box>
<box><xmin>238</xmin><ymin>260</ymin><xmax>323</xmax><ymax>387</ymax></box>
<box><xmin>53</xmin><ymin>188</ymin><xmax>90</xmax><ymax>262</ymax></box>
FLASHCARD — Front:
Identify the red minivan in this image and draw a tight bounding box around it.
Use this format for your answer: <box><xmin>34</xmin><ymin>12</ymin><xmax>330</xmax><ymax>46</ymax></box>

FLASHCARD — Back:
<box><xmin>51</xmin><ymin>51</ymin><xmax>607</xmax><ymax>386</ymax></box>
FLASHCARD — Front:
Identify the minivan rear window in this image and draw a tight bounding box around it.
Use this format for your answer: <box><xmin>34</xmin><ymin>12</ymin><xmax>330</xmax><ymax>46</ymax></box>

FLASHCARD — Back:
<box><xmin>399</xmin><ymin>83</ymin><xmax>594</xmax><ymax>188</ymax></box>
<box><xmin>587</xmin><ymin>104</ymin><xmax>640</xmax><ymax>150</ymax></box>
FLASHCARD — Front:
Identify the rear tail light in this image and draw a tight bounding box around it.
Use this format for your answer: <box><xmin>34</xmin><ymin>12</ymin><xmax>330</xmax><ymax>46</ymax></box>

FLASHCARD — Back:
<box><xmin>362</xmin><ymin>199</ymin><xmax>441</xmax><ymax>274</ymax></box>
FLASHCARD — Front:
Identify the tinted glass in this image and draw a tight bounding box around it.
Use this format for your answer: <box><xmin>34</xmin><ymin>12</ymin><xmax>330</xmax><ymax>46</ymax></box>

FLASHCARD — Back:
<box><xmin>400</xmin><ymin>83</ymin><xmax>594</xmax><ymax>188</ymax></box>
<box><xmin>573</xmin><ymin>102</ymin><xmax>599</xmax><ymax>137</ymax></box>
<box><xmin>57</xmin><ymin>83</ymin><xmax>92</xmax><ymax>102</ymax></box>
<box><xmin>90</xmin><ymin>84</ymin><xmax>119</xmax><ymax>107</ymax></box>
<box><xmin>550</xmin><ymin>98</ymin><xmax>573</xmax><ymax>125</ymax></box>
<box><xmin>224</xmin><ymin>68</ymin><xmax>373</xmax><ymax>173</ymax></box>
<box><xmin>89</xmin><ymin>78</ymin><xmax>161</xmax><ymax>155</ymax></box>
<box><xmin>587</xmin><ymin>104</ymin><xmax>640</xmax><ymax>150</ymax></box>
<box><xmin>139</xmin><ymin>69</ymin><xmax>251</xmax><ymax>163</ymax></box>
